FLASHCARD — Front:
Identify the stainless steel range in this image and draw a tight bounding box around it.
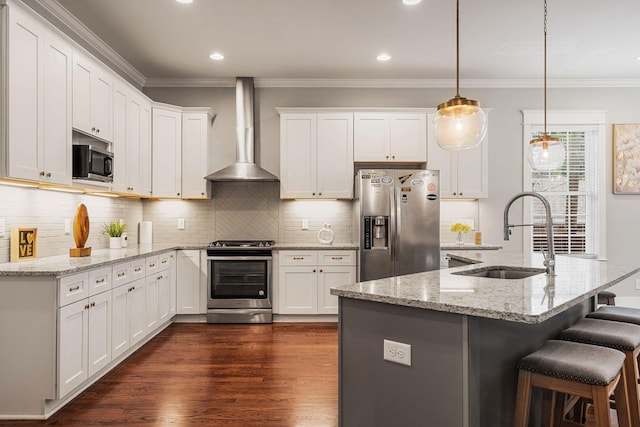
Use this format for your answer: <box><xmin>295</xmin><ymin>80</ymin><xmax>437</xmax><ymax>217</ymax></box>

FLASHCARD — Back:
<box><xmin>206</xmin><ymin>240</ymin><xmax>274</xmax><ymax>324</ymax></box>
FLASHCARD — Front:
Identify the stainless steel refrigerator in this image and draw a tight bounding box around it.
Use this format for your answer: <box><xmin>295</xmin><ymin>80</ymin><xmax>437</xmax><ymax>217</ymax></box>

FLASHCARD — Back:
<box><xmin>355</xmin><ymin>169</ymin><xmax>440</xmax><ymax>281</ymax></box>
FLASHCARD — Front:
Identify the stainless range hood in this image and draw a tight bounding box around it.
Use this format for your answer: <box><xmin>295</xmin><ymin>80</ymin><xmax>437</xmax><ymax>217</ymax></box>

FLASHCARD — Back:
<box><xmin>205</xmin><ymin>77</ymin><xmax>278</xmax><ymax>182</ymax></box>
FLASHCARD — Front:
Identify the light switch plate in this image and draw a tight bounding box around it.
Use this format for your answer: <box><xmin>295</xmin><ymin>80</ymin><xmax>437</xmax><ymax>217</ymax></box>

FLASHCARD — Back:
<box><xmin>0</xmin><ymin>219</ymin><xmax>5</xmax><ymax>237</ymax></box>
<box><xmin>178</xmin><ymin>218</ymin><xmax>185</xmax><ymax>230</ymax></box>
<box><xmin>64</xmin><ymin>218</ymin><xmax>71</xmax><ymax>234</ymax></box>
<box><xmin>301</xmin><ymin>219</ymin><xmax>309</xmax><ymax>230</ymax></box>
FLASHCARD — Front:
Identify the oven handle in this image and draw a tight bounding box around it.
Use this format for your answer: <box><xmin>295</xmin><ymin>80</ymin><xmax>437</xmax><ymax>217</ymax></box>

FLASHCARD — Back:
<box><xmin>207</xmin><ymin>256</ymin><xmax>272</xmax><ymax>261</ymax></box>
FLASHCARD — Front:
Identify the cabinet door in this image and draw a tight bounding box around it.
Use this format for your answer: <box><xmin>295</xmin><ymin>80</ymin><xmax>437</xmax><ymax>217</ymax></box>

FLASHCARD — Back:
<box><xmin>389</xmin><ymin>114</ymin><xmax>426</xmax><ymax>162</ymax></box>
<box><xmin>280</xmin><ymin>114</ymin><xmax>317</xmax><ymax>198</ymax></box>
<box><xmin>145</xmin><ymin>275</ymin><xmax>159</xmax><ymax>332</ymax></box>
<box><xmin>88</xmin><ymin>291</ymin><xmax>111</xmax><ymax>377</ymax></box>
<box><xmin>42</xmin><ymin>33</ymin><xmax>72</xmax><ymax>185</ymax></box>
<box><xmin>112</xmin><ymin>84</ymin><xmax>128</xmax><ymax>193</ymax></box>
<box><xmin>8</xmin><ymin>7</ymin><xmax>42</xmax><ymax>181</ymax></box>
<box><xmin>90</xmin><ymin>67</ymin><xmax>113</xmax><ymax>142</ymax></box>
<box><xmin>58</xmin><ymin>299</ymin><xmax>89</xmax><ymax>398</ymax></box>
<box><xmin>316</xmin><ymin>113</ymin><xmax>354</xmax><ymax>199</ymax></box>
<box><xmin>157</xmin><ymin>271</ymin><xmax>172</xmax><ymax>323</ymax></box>
<box><xmin>128</xmin><ymin>278</ymin><xmax>146</xmax><ymax>346</ymax></box>
<box><xmin>181</xmin><ymin>112</ymin><xmax>210</xmax><ymax>199</ymax></box>
<box><xmin>353</xmin><ymin>113</ymin><xmax>389</xmax><ymax>161</ymax></box>
<box><xmin>456</xmin><ymin>136</ymin><xmax>488</xmax><ymax>198</ymax></box>
<box><xmin>176</xmin><ymin>250</ymin><xmax>202</xmax><ymax>314</ymax></box>
<box><xmin>125</xmin><ymin>95</ymin><xmax>143</xmax><ymax>193</ymax></box>
<box><xmin>140</xmin><ymin>101</ymin><xmax>153</xmax><ymax>196</ymax></box>
<box><xmin>152</xmin><ymin>107</ymin><xmax>182</xmax><ymax>198</ymax></box>
<box><xmin>317</xmin><ymin>265</ymin><xmax>355</xmax><ymax>315</ymax></box>
<box><xmin>278</xmin><ymin>266</ymin><xmax>317</xmax><ymax>314</ymax></box>
<box><xmin>111</xmin><ymin>284</ymin><xmax>129</xmax><ymax>360</ymax></box>
<box><xmin>426</xmin><ymin>137</ymin><xmax>457</xmax><ymax>198</ymax></box>
<box><xmin>72</xmin><ymin>53</ymin><xmax>93</xmax><ymax>136</ymax></box>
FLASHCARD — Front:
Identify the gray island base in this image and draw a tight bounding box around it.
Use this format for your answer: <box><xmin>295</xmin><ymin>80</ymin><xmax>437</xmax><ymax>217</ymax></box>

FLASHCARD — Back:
<box><xmin>332</xmin><ymin>252</ymin><xmax>640</xmax><ymax>427</ymax></box>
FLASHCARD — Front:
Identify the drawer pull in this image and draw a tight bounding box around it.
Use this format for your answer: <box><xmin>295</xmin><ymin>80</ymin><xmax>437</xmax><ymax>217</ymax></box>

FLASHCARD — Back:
<box><xmin>69</xmin><ymin>285</ymin><xmax>80</xmax><ymax>292</ymax></box>
<box><xmin>117</xmin><ymin>271</ymin><xmax>126</xmax><ymax>278</ymax></box>
<box><xmin>331</xmin><ymin>256</ymin><xmax>343</xmax><ymax>260</ymax></box>
<box><xmin>95</xmin><ymin>278</ymin><xmax>105</xmax><ymax>284</ymax></box>
<box><xmin>157</xmin><ymin>275</ymin><xmax>163</xmax><ymax>280</ymax></box>
<box><xmin>161</xmin><ymin>259</ymin><xmax>167</xmax><ymax>264</ymax></box>
<box><xmin>293</xmin><ymin>257</ymin><xmax>304</xmax><ymax>260</ymax></box>
<box><xmin>134</xmin><ymin>267</ymin><xmax>142</xmax><ymax>273</ymax></box>
<box><xmin>149</xmin><ymin>263</ymin><xmax>156</xmax><ymax>268</ymax></box>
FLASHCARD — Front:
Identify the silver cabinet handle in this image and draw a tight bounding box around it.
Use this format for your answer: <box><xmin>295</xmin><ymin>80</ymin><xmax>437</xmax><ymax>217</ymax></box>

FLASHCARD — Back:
<box><xmin>95</xmin><ymin>278</ymin><xmax>105</xmax><ymax>284</ymax></box>
<box><xmin>332</xmin><ymin>256</ymin><xmax>343</xmax><ymax>260</ymax></box>
<box><xmin>117</xmin><ymin>271</ymin><xmax>126</xmax><ymax>278</ymax></box>
<box><xmin>69</xmin><ymin>285</ymin><xmax>80</xmax><ymax>292</ymax></box>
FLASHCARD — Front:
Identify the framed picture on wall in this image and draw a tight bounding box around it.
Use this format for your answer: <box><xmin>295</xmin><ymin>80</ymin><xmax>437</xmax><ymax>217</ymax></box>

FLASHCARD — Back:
<box><xmin>613</xmin><ymin>124</ymin><xmax>640</xmax><ymax>194</ymax></box>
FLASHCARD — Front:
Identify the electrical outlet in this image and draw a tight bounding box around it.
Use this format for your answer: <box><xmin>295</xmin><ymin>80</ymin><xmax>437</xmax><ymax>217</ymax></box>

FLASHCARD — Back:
<box><xmin>301</xmin><ymin>219</ymin><xmax>309</xmax><ymax>230</ymax></box>
<box><xmin>64</xmin><ymin>218</ymin><xmax>71</xmax><ymax>235</ymax></box>
<box><xmin>383</xmin><ymin>339</ymin><xmax>411</xmax><ymax>366</ymax></box>
<box><xmin>178</xmin><ymin>218</ymin><xmax>185</xmax><ymax>230</ymax></box>
<box><xmin>0</xmin><ymin>219</ymin><xmax>5</xmax><ymax>237</ymax></box>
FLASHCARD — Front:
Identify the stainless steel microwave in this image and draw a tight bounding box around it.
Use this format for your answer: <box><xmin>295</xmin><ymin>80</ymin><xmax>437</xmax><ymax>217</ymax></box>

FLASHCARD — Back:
<box><xmin>72</xmin><ymin>144</ymin><xmax>114</xmax><ymax>183</ymax></box>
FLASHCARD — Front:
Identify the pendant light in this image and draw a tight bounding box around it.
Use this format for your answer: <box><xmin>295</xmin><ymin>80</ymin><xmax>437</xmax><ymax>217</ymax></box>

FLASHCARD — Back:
<box><xmin>434</xmin><ymin>0</ymin><xmax>487</xmax><ymax>151</ymax></box>
<box><xmin>527</xmin><ymin>0</ymin><xmax>565</xmax><ymax>171</ymax></box>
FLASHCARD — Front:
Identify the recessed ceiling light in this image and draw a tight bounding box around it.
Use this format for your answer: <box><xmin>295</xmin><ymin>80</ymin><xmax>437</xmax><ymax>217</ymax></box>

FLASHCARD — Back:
<box><xmin>209</xmin><ymin>52</ymin><xmax>224</xmax><ymax>61</ymax></box>
<box><xmin>376</xmin><ymin>53</ymin><xmax>391</xmax><ymax>62</ymax></box>
<box><xmin>176</xmin><ymin>0</ymin><xmax>193</xmax><ymax>4</ymax></box>
<box><xmin>402</xmin><ymin>0</ymin><xmax>422</xmax><ymax>5</ymax></box>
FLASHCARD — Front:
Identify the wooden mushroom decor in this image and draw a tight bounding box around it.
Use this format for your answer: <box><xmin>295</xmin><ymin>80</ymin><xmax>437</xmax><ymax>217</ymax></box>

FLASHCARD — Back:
<box><xmin>69</xmin><ymin>204</ymin><xmax>92</xmax><ymax>257</ymax></box>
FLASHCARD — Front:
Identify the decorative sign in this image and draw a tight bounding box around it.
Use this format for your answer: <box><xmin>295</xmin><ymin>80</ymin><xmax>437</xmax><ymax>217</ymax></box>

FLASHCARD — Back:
<box><xmin>10</xmin><ymin>227</ymin><xmax>38</xmax><ymax>262</ymax></box>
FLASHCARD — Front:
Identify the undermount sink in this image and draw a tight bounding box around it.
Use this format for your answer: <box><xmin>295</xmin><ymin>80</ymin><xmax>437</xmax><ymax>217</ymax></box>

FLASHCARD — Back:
<box><xmin>452</xmin><ymin>266</ymin><xmax>546</xmax><ymax>279</ymax></box>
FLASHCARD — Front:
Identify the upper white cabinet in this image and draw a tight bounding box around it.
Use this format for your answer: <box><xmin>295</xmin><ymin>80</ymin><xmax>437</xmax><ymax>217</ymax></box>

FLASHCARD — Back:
<box><xmin>152</xmin><ymin>105</ymin><xmax>182</xmax><ymax>198</ymax></box>
<box><xmin>354</xmin><ymin>113</ymin><xmax>427</xmax><ymax>163</ymax></box>
<box><xmin>113</xmin><ymin>82</ymin><xmax>152</xmax><ymax>196</ymax></box>
<box><xmin>6</xmin><ymin>6</ymin><xmax>72</xmax><ymax>185</ymax></box>
<box><xmin>279</xmin><ymin>111</ymin><xmax>354</xmax><ymax>199</ymax></box>
<box><xmin>72</xmin><ymin>52</ymin><xmax>113</xmax><ymax>142</ymax></box>
<box><xmin>426</xmin><ymin>113</ymin><xmax>489</xmax><ymax>199</ymax></box>
<box><xmin>181</xmin><ymin>108</ymin><xmax>214</xmax><ymax>199</ymax></box>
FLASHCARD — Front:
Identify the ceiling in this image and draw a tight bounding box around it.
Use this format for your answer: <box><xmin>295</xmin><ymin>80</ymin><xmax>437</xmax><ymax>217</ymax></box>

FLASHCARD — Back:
<box><xmin>54</xmin><ymin>0</ymin><xmax>640</xmax><ymax>86</ymax></box>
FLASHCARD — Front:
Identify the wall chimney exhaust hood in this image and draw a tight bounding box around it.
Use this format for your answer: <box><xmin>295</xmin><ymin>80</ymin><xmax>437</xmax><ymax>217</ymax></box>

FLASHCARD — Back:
<box><xmin>205</xmin><ymin>77</ymin><xmax>278</xmax><ymax>182</ymax></box>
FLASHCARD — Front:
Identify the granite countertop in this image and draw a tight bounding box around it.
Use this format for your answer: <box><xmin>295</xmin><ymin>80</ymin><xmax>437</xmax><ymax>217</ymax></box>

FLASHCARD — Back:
<box><xmin>331</xmin><ymin>251</ymin><xmax>640</xmax><ymax>324</ymax></box>
<box><xmin>0</xmin><ymin>244</ymin><xmax>187</xmax><ymax>277</ymax></box>
<box><xmin>440</xmin><ymin>243</ymin><xmax>502</xmax><ymax>250</ymax></box>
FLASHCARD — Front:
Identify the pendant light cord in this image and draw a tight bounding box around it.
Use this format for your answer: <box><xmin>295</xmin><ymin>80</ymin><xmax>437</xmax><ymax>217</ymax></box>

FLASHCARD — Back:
<box><xmin>543</xmin><ymin>0</ymin><xmax>548</xmax><ymax>135</ymax></box>
<box><xmin>455</xmin><ymin>0</ymin><xmax>460</xmax><ymax>98</ymax></box>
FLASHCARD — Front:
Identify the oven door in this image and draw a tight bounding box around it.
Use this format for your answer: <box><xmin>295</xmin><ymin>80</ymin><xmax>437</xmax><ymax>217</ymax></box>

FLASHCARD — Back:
<box><xmin>207</xmin><ymin>256</ymin><xmax>272</xmax><ymax>309</ymax></box>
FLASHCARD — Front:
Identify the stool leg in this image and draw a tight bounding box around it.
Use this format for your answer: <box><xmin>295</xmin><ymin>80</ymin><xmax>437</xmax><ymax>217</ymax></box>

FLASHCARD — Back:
<box><xmin>623</xmin><ymin>349</ymin><xmax>640</xmax><ymax>426</ymax></box>
<box><xmin>613</xmin><ymin>366</ymin><xmax>632</xmax><ymax>427</ymax></box>
<box><xmin>592</xmin><ymin>385</ymin><xmax>614</xmax><ymax>427</ymax></box>
<box><xmin>514</xmin><ymin>370</ymin><xmax>533</xmax><ymax>427</ymax></box>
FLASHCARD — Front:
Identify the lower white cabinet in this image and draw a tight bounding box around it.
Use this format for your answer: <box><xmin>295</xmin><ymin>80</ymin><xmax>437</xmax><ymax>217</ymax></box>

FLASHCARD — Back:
<box><xmin>111</xmin><ymin>277</ymin><xmax>146</xmax><ymax>359</ymax></box>
<box><xmin>128</xmin><ymin>278</ymin><xmax>147</xmax><ymax>348</ymax></box>
<box><xmin>58</xmin><ymin>272</ymin><xmax>112</xmax><ymax>398</ymax></box>
<box><xmin>278</xmin><ymin>250</ymin><xmax>356</xmax><ymax>315</ymax></box>
<box><xmin>176</xmin><ymin>250</ymin><xmax>206</xmax><ymax>314</ymax></box>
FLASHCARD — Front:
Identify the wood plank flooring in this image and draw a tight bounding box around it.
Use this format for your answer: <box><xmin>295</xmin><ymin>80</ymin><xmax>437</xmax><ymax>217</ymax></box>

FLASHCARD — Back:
<box><xmin>2</xmin><ymin>323</ymin><xmax>338</xmax><ymax>426</ymax></box>
<box><xmin>0</xmin><ymin>322</ymin><xmax>619</xmax><ymax>426</ymax></box>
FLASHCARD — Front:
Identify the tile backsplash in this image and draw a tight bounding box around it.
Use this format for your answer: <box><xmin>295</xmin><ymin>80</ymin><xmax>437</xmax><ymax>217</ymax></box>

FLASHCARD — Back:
<box><xmin>280</xmin><ymin>199</ymin><xmax>352</xmax><ymax>243</ymax></box>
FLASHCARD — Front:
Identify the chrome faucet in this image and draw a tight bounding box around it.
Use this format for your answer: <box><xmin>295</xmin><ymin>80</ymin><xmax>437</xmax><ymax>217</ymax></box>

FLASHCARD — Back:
<box><xmin>503</xmin><ymin>192</ymin><xmax>556</xmax><ymax>275</ymax></box>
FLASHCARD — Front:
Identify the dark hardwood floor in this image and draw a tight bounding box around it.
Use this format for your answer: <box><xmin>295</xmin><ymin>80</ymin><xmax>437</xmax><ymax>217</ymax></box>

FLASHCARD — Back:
<box><xmin>2</xmin><ymin>323</ymin><xmax>338</xmax><ymax>426</ymax></box>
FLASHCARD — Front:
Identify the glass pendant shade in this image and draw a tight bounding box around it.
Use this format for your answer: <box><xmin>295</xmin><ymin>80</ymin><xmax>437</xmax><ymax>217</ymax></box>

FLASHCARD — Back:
<box><xmin>434</xmin><ymin>97</ymin><xmax>487</xmax><ymax>151</ymax></box>
<box><xmin>527</xmin><ymin>135</ymin><xmax>565</xmax><ymax>171</ymax></box>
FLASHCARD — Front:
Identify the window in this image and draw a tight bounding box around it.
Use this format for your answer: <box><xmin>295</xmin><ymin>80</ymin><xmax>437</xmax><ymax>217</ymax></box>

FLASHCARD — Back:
<box><xmin>522</xmin><ymin>111</ymin><xmax>606</xmax><ymax>261</ymax></box>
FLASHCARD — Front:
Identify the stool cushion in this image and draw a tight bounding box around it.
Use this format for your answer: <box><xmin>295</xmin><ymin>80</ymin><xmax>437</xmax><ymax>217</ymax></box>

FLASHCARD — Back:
<box><xmin>598</xmin><ymin>290</ymin><xmax>617</xmax><ymax>298</ymax></box>
<box><xmin>587</xmin><ymin>306</ymin><xmax>640</xmax><ymax>324</ymax></box>
<box><xmin>558</xmin><ymin>318</ymin><xmax>640</xmax><ymax>351</ymax></box>
<box><xmin>518</xmin><ymin>340</ymin><xmax>625</xmax><ymax>386</ymax></box>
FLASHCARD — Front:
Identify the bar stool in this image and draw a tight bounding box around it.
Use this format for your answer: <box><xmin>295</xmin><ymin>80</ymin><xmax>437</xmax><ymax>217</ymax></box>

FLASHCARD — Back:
<box><xmin>597</xmin><ymin>290</ymin><xmax>616</xmax><ymax>306</ymax></box>
<box><xmin>558</xmin><ymin>318</ymin><xmax>640</xmax><ymax>426</ymax></box>
<box><xmin>587</xmin><ymin>306</ymin><xmax>640</xmax><ymax>325</ymax></box>
<box><xmin>513</xmin><ymin>340</ymin><xmax>631</xmax><ymax>427</ymax></box>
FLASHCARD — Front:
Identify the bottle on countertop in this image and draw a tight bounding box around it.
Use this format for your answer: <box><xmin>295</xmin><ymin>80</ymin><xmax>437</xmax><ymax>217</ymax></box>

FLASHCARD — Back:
<box><xmin>474</xmin><ymin>231</ymin><xmax>482</xmax><ymax>245</ymax></box>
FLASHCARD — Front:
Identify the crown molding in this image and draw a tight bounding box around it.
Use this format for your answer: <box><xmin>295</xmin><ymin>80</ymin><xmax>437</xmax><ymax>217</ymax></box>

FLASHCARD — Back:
<box><xmin>27</xmin><ymin>0</ymin><xmax>146</xmax><ymax>87</ymax></box>
<box><xmin>144</xmin><ymin>77</ymin><xmax>640</xmax><ymax>89</ymax></box>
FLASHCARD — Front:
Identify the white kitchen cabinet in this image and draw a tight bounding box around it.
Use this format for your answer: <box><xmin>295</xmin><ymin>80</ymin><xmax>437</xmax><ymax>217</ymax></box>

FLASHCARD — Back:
<box><xmin>152</xmin><ymin>105</ymin><xmax>182</xmax><ymax>198</ymax></box>
<box><xmin>279</xmin><ymin>112</ymin><xmax>354</xmax><ymax>199</ymax></box>
<box><xmin>72</xmin><ymin>52</ymin><xmax>113</xmax><ymax>142</ymax></box>
<box><xmin>176</xmin><ymin>250</ymin><xmax>206</xmax><ymax>314</ymax></box>
<box><xmin>6</xmin><ymin>6</ymin><xmax>72</xmax><ymax>185</ymax></box>
<box><xmin>112</xmin><ymin>82</ymin><xmax>152</xmax><ymax>196</ymax></box>
<box><xmin>354</xmin><ymin>113</ymin><xmax>427</xmax><ymax>163</ymax></box>
<box><xmin>128</xmin><ymin>279</ymin><xmax>146</xmax><ymax>347</ymax></box>
<box><xmin>58</xmin><ymin>270</ymin><xmax>112</xmax><ymax>398</ymax></box>
<box><xmin>278</xmin><ymin>250</ymin><xmax>356</xmax><ymax>315</ymax></box>
<box><xmin>111</xmin><ymin>282</ymin><xmax>130</xmax><ymax>359</ymax></box>
<box><xmin>144</xmin><ymin>273</ymin><xmax>159</xmax><ymax>332</ymax></box>
<box><xmin>426</xmin><ymin>113</ymin><xmax>489</xmax><ymax>199</ymax></box>
<box><xmin>181</xmin><ymin>109</ymin><xmax>214</xmax><ymax>199</ymax></box>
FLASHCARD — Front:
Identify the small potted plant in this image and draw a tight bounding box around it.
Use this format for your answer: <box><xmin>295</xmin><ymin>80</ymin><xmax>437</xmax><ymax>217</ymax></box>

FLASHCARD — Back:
<box><xmin>103</xmin><ymin>221</ymin><xmax>127</xmax><ymax>249</ymax></box>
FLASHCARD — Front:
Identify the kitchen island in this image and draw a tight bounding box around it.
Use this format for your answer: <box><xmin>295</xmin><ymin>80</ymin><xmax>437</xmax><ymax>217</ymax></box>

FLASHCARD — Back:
<box><xmin>330</xmin><ymin>251</ymin><xmax>640</xmax><ymax>427</ymax></box>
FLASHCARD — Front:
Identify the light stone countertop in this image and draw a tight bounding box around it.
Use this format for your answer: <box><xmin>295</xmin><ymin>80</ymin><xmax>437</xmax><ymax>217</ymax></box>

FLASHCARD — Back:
<box><xmin>273</xmin><ymin>243</ymin><xmax>359</xmax><ymax>250</ymax></box>
<box><xmin>331</xmin><ymin>251</ymin><xmax>640</xmax><ymax>324</ymax></box>
<box><xmin>440</xmin><ymin>243</ymin><xmax>502</xmax><ymax>250</ymax></box>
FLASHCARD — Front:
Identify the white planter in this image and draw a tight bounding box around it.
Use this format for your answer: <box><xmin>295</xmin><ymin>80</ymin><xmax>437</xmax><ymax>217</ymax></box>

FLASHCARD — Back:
<box><xmin>109</xmin><ymin>237</ymin><xmax>122</xmax><ymax>249</ymax></box>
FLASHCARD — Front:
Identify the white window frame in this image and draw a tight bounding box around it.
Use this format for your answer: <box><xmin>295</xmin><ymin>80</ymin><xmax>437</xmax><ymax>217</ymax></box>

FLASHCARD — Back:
<box><xmin>521</xmin><ymin>110</ymin><xmax>607</xmax><ymax>261</ymax></box>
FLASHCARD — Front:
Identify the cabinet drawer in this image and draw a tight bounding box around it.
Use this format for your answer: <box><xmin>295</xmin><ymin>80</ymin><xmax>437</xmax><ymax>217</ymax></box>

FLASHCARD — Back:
<box><xmin>112</xmin><ymin>261</ymin><xmax>131</xmax><ymax>287</ymax></box>
<box><xmin>130</xmin><ymin>258</ymin><xmax>146</xmax><ymax>280</ymax></box>
<box><xmin>145</xmin><ymin>256</ymin><xmax>159</xmax><ymax>275</ymax></box>
<box><xmin>279</xmin><ymin>251</ymin><xmax>317</xmax><ymax>266</ymax></box>
<box><xmin>88</xmin><ymin>266</ymin><xmax>112</xmax><ymax>296</ymax></box>
<box><xmin>58</xmin><ymin>272</ymin><xmax>89</xmax><ymax>307</ymax></box>
<box><xmin>157</xmin><ymin>252</ymin><xmax>172</xmax><ymax>271</ymax></box>
<box><xmin>318</xmin><ymin>250</ymin><xmax>355</xmax><ymax>266</ymax></box>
